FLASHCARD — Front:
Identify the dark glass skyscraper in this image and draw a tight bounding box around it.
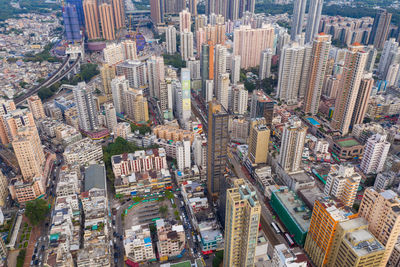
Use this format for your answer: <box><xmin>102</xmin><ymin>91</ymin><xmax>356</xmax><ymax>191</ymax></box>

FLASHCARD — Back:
<box><xmin>66</xmin><ymin>0</ymin><xmax>85</xmax><ymax>27</ymax></box>
<box><xmin>63</xmin><ymin>4</ymin><xmax>82</xmax><ymax>42</ymax></box>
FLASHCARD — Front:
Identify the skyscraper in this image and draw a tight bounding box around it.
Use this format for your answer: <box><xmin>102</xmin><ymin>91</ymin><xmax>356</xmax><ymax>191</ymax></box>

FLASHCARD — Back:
<box><xmin>63</xmin><ymin>4</ymin><xmax>82</xmax><ymax>42</ymax></box>
<box><xmin>103</xmin><ymin>43</ymin><xmax>124</xmax><ymax>65</ymax></box>
<box><xmin>277</xmin><ymin>42</ymin><xmax>311</xmax><ymax>105</ymax></box>
<box><xmin>304</xmin><ymin>0</ymin><xmax>323</xmax><ymax>44</ymax></box>
<box><xmin>377</xmin><ymin>38</ymin><xmax>400</xmax><ymax>79</ymax></box>
<box><xmin>250</xmin><ymin>90</ymin><xmax>274</xmax><ymax>127</ymax></box>
<box><xmin>147</xmin><ymin>56</ymin><xmax>165</xmax><ymax>99</ymax></box>
<box><xmin>0</xmin><ymin>109</ymin><xmax>35</xmax><ymax>145</ymax></box>
<box><xmin>369</xmin><ymin>10</ymin><xmax>392</xmax><ymax>49</ymax></box>
<box><xmin>291</xmin><ymin>0</ymin><xmax>306</xmax><ymax>41</ymax></box>
<box><xmin>112</xmin><ymin>0</ymin><xmax>125</xmax><ymax>29</ymax></box>
<box><xmin>259</xmin><ymin>49</ymin><xmax>273</xmax><ymax>80</ymax></box>
<box><xmin>233</xmin><ymin>25</ymin><xmax>275</xmax><ymax>68</ymax></box>
<box><xmin>214</xmin><ymin>44</ymin><xmax>227</xmax><ymax>93</ymax></box>
<box><xmin>166</xmin><ymin>26</ymin><xmax>177</xmax><ymax>54</ymax></box>
<box><xmin>150</xmin><ymin>0</ymin><xmax>163</xmax><ymax>24</ymax></box>
<box><xmin>180</xmin><ymin>68</ymin><xmax>191</xmax><ymax>122</ymax></box>
<box><xmin>73</xmin><ymin>82</ymin><xmax>99</xmax><ymax>132</ymax></box>
<box><xmin>83</xmin><ymin>0</ymin><xmax>100</xmax><ymax>40</ymax></box>
<box><xmin>216</xmin><ymin>73</ymin><xmax>229</xmax><ymax>110</ymax></box>
<box><xmin>248</xmin><ymin>118</ymin><xmax>270</xmax><ymax>164</ymax></box>
<box><xmin>230</xmin><ymin>83</ymin><xmax>248</xmax><ymax>115</ymax></box>
<box><xmin>100</xmin><ymin>63</ymin><xmax>116</xmax><ymax>95</ymax></box>
<box><xmin>231</xmin><ymin>55</ymin><xmax>241</xmax><ymax>84</ymax></box>
<box><xmin>180</xmin><ymin>30</ymin><xmax>194</xmax><ymax>61</ymax></box>
<box><xmin>324</xmin><ymin>164</ymin><xmax>361</xmax><ymax>207</ymax></box>
<box><xmin>223</xmin><ymin>179</ymin><xmax>261</xmax><ymax>267</ymax></box>
<box><xmin>305</xmin><ymin>197</ymin><xmax>357</xmax><ymax>267</ymax></box>
<box><xmin>27</xmin><ymin>95</ymin><xmax>45</xmax><ymax>120</ymax></box>
<box><xmin>360</xmin><ymin>134</ymin><xmax>390</xmax><ymax>174</ymax></box>
<box><xmin>179</xmin><ymin>9</ymin><xmax>191</xmax><ymax>33</ymax></box>
<box><xmin>122</xmin><ymin>40</ymin><xmax>138</xmax><ymax>60</ymax></box>
<box><xmin>278</xmin><ymin>116</ymin><xmax>307</xmax><ymax>173</ymax></box>
<box><xmin>189</xmin><ymin>0</ymin><xmax>197</xmax><ymax>15</ymax></box>
<box><xmin>116</xmin><ymin>60</ymin><xmax>148</xmax><ymax>89</ymax></box>
<box><xmin>66</xmin><ymin>0</ymin><xmax>85</xmax><ymax>27</ymax></box>
<box><xmin>359</xmin><ymin>188</ymin><xmax>400</xmax><ymax>267</ymax></box>
<box><xmin>98</xmin><ymin>2</ymin><xmax>116</xmax><ymax>40</ymax></box>
<box><xmin>350</xmin><ymin>73</ymin><xmax>374</xmax><ymax>127</ymax></box>
<box><xmin>124</xmin><ymin>88</ymin><xmax>149</xmax><ymax>122</ymax></box>
<box><xmin>104</xmin><ymin>103</ymin><xmax>117</xmax><ymax>132</ymax></box>
<box><xmin>200</xmin><ymin>43</ymin><xmax>214</xmax><ymax>99</ymax></box>
<box><xmin>12</xmin><ymin>126</ymin><xmax>45</xmax><ymax>181</ymax></box>
<box><xmin>111</xmin><ymin>75</ymin><xmax>129</xmax><ymax>114</ymax></box>
<box><xmin>331</xmin><ymin>44</ymin><xmax>367</xmax><ymax>136</ymax></box>
<box><xmin>207</xmin><ymin>100</ymin><xmax>229</xmax><ymax>199</ymax></box>
<box><xmin>303</xmin><ymin>33</ymin><xmax>331</xmax><ymax>115</ymax></box>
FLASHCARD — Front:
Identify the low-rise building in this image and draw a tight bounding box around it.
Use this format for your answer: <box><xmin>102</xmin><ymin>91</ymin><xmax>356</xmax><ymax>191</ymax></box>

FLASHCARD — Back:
<box><xmin>272</xmin><ymin>243</ymin><xmax>308</xmax><ymax>267</ymax></box>
<box><xmin>64</xmin><ymin>138</ymin><xmax>103</xmax><ymax>165</ymax></box>
<box><xmin>54</xmin><ymin>124</ymin><xmax>82</xmax><ymax>147</ymax></box>
<box><xmin>156</xmin><ymin>219</ymin><xmax>185</xmax><ymax>261</ymax></box>
<box><xmin>124</xmin><ymin>224</ymin><xmax>156</xmax><ymax>263</ymax></box>
<box><xmin>331</xmin><ymin>136</ymin><xmax>364</xmax><ymax>160</ymax></box>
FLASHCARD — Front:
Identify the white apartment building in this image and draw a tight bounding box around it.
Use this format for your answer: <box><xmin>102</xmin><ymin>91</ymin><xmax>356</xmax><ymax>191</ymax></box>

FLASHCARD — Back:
<box><xmin>360</xmin><ymin>134</ymin><xmax>391</xmax><ymax>174</ymax></box>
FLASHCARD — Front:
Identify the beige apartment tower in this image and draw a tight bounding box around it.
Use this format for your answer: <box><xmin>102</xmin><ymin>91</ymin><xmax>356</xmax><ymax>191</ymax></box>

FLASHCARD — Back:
<box><xmin>223</xmin><ymin>179</ymin><xmax>261</xmax><ymax>267</ymax></box>
<box><xmin>304</xmin><ymin>33</ymin><xmax>331</xmax><ymax>115</ymax></box>
<box><xmin>0</xmin><ymin>100</ymin><xmax>16</xmax><ymax>145</ymax></box>
<box><xmin>100</xmin><ymin>64</ymin><xmax>116</xmax><ymax>95</ymax></box>
<box><xmin>83</xmin><ymin>0</ymin><xmax>101</xmax><ymax>40</ymax></box>
<box><xmin>12</xmin><ymin>126</ymin><xmax>45</xmax><ymax>181</ymax></box>
<box><xmin>350</xmin><ymin>73</ymin><xmax>374</xmax><ymax>128</ymax></box>
<box><xmin>27</xmin><ymin>95</ymin><xmax>45</xmax><ymax>120</ymax></box>
<box><xmin>359</xmin><ymin>188</ymin><xmax>400</xmax><ymax>266</ymax></box>
<box><xmin>248</xmin><ymin>118</ymin><xmax>270</xmax><ymax>164</ymax></box>
<box><xmin>0</xmin><ymin>109</ymin><xmax>35</xmax><ymax>145</ymax></box>
<box><xmin>327</xmin><ymin>217</ymin><xmax>386</xmax><ymax>267</ymax></box>
<box><xmin>98</xmin><ymin>2</ymin><xmax>116</xmax><ymax>40</ymax></box>
<box><xmin>124</xmin><ymin>88</ymin><xmax>149</xmax><ymax>123</ymax></box>
<box><xmin>331</xmin><ymin>44</ymin><xmax>368</xmax><ymax>136</ymax></box>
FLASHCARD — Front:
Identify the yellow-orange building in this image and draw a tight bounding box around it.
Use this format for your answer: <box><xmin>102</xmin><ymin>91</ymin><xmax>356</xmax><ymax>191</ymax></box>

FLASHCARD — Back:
<box><xmin>112</xmin><ymin>0</ymin><xmax>125</xmax><ymax>29</ymax></box>
<box><xmin>27</xmin><ymin>95</ymin><xmax>45</xmax><ymax>120</ymax></box>
<box><xmin>153</xmin><ymin>125</ymin><xmax>195</xmax><ymax>143</ymax></box>
<box><xmin>248</xmin><ymin>118</ymin><xmax>270</xmax><ymax>164</ymax></box>
<box><xmin>83</xmin><ymin>0</ymin><xmax>101</xmax><ymax>40</ymax></box>
<box><xmin>304</xmin><ymin>197</ymin><xmax>357</xmax><ymax>267</ymax></box>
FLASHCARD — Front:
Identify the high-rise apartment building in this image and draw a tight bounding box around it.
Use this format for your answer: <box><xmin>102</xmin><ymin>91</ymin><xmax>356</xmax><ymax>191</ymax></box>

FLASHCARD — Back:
<box><xmin>180</xmin><ymin>30</ymin><xmax>194</xmax><ymax>61</ymax></box>
<box><xmin>250</xmin><ymin>90</ymin><xmax>274</xmax><ymax>127</ymax></box>
<box><xmin>196</xmin><ymin>23</ymin><xmax>226</xmax><ymax>52</ymax></box>
<box><xmin>359</xmin><ymin>188</ymin><xmax>400</xmax><ymax>267</ymax></box>
<box><xmin>147</xmin><ymin>56</ymin><xmax>165</xmax><ymax>99</ymax></box>
<box><xmin>12</xmin><ymin>126</ymin><xmax>45</xmax><ymax>181</ymax></box>
<box><xmin>277</xmin><ymin>42</ymin><xmax>311</xmax><ymax>105</ymax></box>
<box><xmin>122</xmin><ymin>40</ymin><xmax>137</xmax><ymax>60</ymax></box>
<box><xmin>369</xmin><ymin>10</ymin><xmax>392</xmax><ymax>49</ymax></box>
<box><xmin>66</xmin><ymin>0</ymin><xmax>85</xmax><ymax>27</ymax></box>
<box><xmin>223</xmin><ymin>178</ymin><xmax>261</xmax><ymax>267</ymax></box>
<box><xmin>104</xmin><ymin>103</ymin><xmax>117</xmax><ymax>132</ymax></box>
<box><xmin>350</xmin><ymin>73</ymin><xmax>374</xmax><ymax>127</ymax></box>
<box><xmin>360</xmin><ymin>134</ymin><xmax>390</xmax><ymax>174</ymax></box>
<box><xmin>231</xmin><ymin>55</ymin><xmax>241</xmax><ymax>84</ymax></box>
<box><xmin>187</xmin><ymin>58</ymin><xmax>201</xmax><ymax>80</ymax></box>
<box><xmin>83</xmin><ymin>0</ymin><xmax>100</xmax><ymax>40</ymax></box>
<box><xmin>291</xmin><ymin>0</ymin><xmax>306</xmax><ymax>40</ymax></box>
<box><xmin>124</xmin><ymin>88</ymin><xmax>149</xmax><ymax>122</ymax></box>
<box><xmin>100</xmin><ymin>63</ymin><xmax>116</xmax><ymax>95</ymax></box>
<box><xmin>207</xmin><ymin>100</ymin><xmax>229</xmax><ymax>199</ymax></box>
<box><xmin>324</xmin><ymin>164</ymin><xmax>361</xmax><ymax>207</ymax></box>
<box><xmin>111</xmin><ymin>75</ymin><xmax>129</xmax><ymax>114</ymax></box>
<box><xmin>304</xmin><ymin>0</ymin><xmax>323</xmax><ymax>44</ymax></box>
<box><xmin>179</xmin><ymin>9</ymin><xmax>191</xmax><ymax>33</ymax></box>
<box><xmin>73</xmin><ymin>82</ymin><xmax>99</xmax><ymax>132</ymax></box>
<box><xmin>195</xmin><ymin>14</ymin><xmax>207</xmax><ymax>31</ymax></box>
<box><xmin>207</xmin><ymin>0</ymin><xmax>254</xmax><ymax>21</ymax></box>
<box><xmin>166</xmin><ymin>26</ymin><xmax>177</xmax><ymax>54</ymax></box>
<box><xmin>378</xmin><ymin>39</ymin><xmax>399</xmax><ymax>78</ymax></box>
<box><xmin>27</xmin><ymin>95</ymin><xmax>45</xmax><ymax>120</ymax></box>
<box><xmin>150</xmin><ymin>0</ymin><xmax>163</xmax><ymax>24</ymax></box>
<box><xmin>278</xmin><ymin>116</ymin><xmax>307</xmax><ymax>173</ymax></box>
<box><xmin>304</xmin><ymin>34</ymin><xmax>331</xmax><ymax>115</ymax></box>
<box><xmin>103</xmin><ymin>43</ymin><xmax>124</xmax><ymax>65</ymax></box>
<box><xmin>230</xmin><ymin>84</ymin><xmax>248</xmax><ymax>115</ymax></box>
<box><xmin>328</xmin><ymin>217</ymin><xmax>386</xmax><ymax>267</ymax></box>
<box><xmin>216</xmin><ymin>73</ymin><xmax>229</xmax><ymax>110</ymax></box>
<box><xmin>248</xmin><ymin>118</ymin><xmax>270</xmax><ymax>164</ymax></box>
<box><xmin>179</xmin><ymin>68</ymin><xmax>191</xmax><ymax>122</ymax></box>
<box><xmin>116</xmin><ymin>60</ymin><xmax>148</xmax><ymax>89</ymax></box>
<box><xmin>200</xmin><ymin>43</ymin><xmax>214</xmax><ymax>99</ymax></box>
<box><xmin>189</xmin><ymin>0</ymin><xmax>197</xmax><ymax>15</ymax></box>
<box><xmin>0</xmin><ymin>100</ymin><xmax>16</xmax><ymax>145</ymax></box>
<box><xmin>0</xmin><ymin>109</ymin><xmax>35</xmax><ymax>145</ymax></box>
<box><xmin>304</xmin><ymin>197</ymin><xmax>357</xmax><ymax>267</ymax></box>
<box><xmin>233</xmin><ymin>25</ymin><xmax>275</xmax><ymax>68</ymax></box>
<box><xmin>259</xmin><ymin>49</ymin><xmax>273</xmax><ymax>80</ymax></box>
<box><xmin>0</xmin><ymin>171</ymin><xmax>8</xmax><ymax>207</ymax></box>
<box><xmin>176</xmin><ymin>139</ymin><xmax>191</xmax><ymax>171</ymax></box>
<box><xmin>112</xmin><ymin>0</ymin><xmax>125</xmax><ymax>29</ymax></box>
<box><xmin>214</xmin><ymin>44</ymin><xmax>227</xmax><ymax>93</ymax></box>
<box><xmin>331</xmin><ymin>44</ymin><xmax>367</xmax><ymax>135</ymax></box>
<box><xmin>98</xmin><ymin>2</ymin><xmax>115</xmax><ymax>40</ymax></box>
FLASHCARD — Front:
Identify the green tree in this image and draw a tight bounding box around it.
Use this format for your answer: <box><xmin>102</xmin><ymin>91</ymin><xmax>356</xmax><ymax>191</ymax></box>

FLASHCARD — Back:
<box><xmin>131</xmin><ymin>123</ymin><xmax>151</xmax><ymax>134</ymax></box>
<box><xmin>165</xmin><ymin>190</ymin><xmax>174</xmax><ymax>200</ymax></box>
<box><xmin>162</xmin><ymin>53</ymin><xmax>186</xmax><ymax>68</ymax></box>
<box><xmin>159</xmin><ymin>205</ymin><xmax>168</xmax><ymax>217</ymax></box>
<box><xmin>80</xmin><ymin>63</ymin><xmax>99</xmax><ymax>82</ymax></box>
<box><xmin>25</xmin><ymin>199</ymin><xmax>50</xmax><ymax>226</ymax></box>
<box><xmin>213</xmin><ymin>250</ymin><xmax>224</xmax><ymax>267</ymax></box>
<box><xmin>16</xmin><ymin>249</ymin><xmax>26</xmax><ymax>267</ymax></box>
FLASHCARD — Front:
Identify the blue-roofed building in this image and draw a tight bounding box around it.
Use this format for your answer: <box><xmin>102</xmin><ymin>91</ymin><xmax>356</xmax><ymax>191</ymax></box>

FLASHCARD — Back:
<box><xmin>54</xmin><ymin>97</ymin><xmax>76</xmax><ymax>113</ymax></box>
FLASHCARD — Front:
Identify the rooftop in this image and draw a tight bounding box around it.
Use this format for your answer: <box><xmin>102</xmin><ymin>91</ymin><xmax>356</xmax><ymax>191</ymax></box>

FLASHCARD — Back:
<box><xmin>335</xmin><ymin>137</ymin><xmax>362</xmax><ymax>147</ymax></box>
<box><xmin>318</xmin><ymin>197</ymin><xmax>354</xmax><ymax>221</ymax></box>
<box><xmin>274</xmin><ymin>189</ymin><xmax>311</xmax><ymax>232</ymax></box>
<box><xmin>84</xmin><ymin>164</ymin><xmax>106</xmax><ymax>192</ymax></box>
